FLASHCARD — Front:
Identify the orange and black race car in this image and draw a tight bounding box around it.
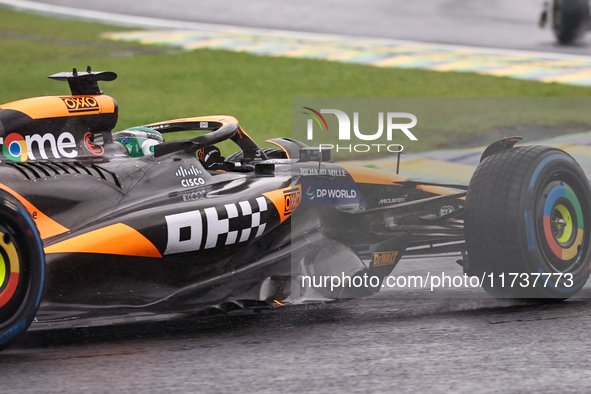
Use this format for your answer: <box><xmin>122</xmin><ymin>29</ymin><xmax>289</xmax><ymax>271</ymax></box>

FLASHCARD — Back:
<box><xmin>1</xmin><ymin>69</ymin><xmax>590</xmax><ymax>351</ymax></box>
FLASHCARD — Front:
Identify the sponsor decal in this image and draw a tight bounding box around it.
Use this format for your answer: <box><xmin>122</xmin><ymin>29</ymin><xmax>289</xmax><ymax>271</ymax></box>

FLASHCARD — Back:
<box><xmin>175</xmin><ymin>165</ymin><xmax>206</xmax><ymax>188</ymax></box>
<box><xmin>181</xmin><ymin>177</ymin><xmax>206</xmax><ymax>188</ymax></box>
<box><xmin>83</xmin><ymin>132</ymin><xmax>104</xmax><ymax>156</ymax></box>
<box><xmin>175</xmin><ymin>165</ymin><xmax>202</xmax><ymax>177</ymax></box>
<box><xmin>378</xmin><ymin>196</ymin><xmax>407</xmax><ymax>205</ymax></box>
<box><xmin>303</xmin><ymin>107</ymin><xmax>417</xmax><ymax>153</ymax></box>
<box><xmin>262</xmin><ymin>185</ymin><xmax>302</xmax><ymax>223</ymax></box>
<box><xmin>61</xmin><ymin>96</ymin><xmax>100</xmax><ymax>113</ymax></box>
<box><xmin>165</xmin><ymin>197</ymin><xmax>268</xmax><ymax>254</ymax></box>
<box><xmin>439</xmin><ymin>205</ymin><xmax>455</xmax><ymax>216</ymax></box>
<box><xmin>299</xmin><ymin>167</ymin><xmax>348</xmax><ymax>177</ymax></box>
<box><xmin>199</xmin><ymin>122</ymin><xmax>208</xmax><ymax>128</ymax></box>
<box><xmin>282</xmin><ymin>186</ymin><xmax>301</xmax><ymax>217</ymax></box>
<box><xmin>300</xmin><ymin>168</ymin><xmax>319</xmax><ymax>175</ymax></box>
<box><xmin>0</xmin><ymin>319</ymin><xmax>26</xmax><ymax>345</ymax></box>
<box><xmin>373</xmin><ymin>251</ymin><xmax>399</xmax><ymax>267</ymax></box>
<box><xmin>183</xmin><ymin>190</ymin><xmax>206</xmax><ymax>202</ymax></box>
<box><xmin>303</xmin><ymin>181</ymin><xmax>365</xmax><ymax>206</ymax></box>
<box><xmin>2</xmin><ymin>133</ymin><xmax>27</xmax><ymax>162</ymax></box>
<box><xmin>263</xmin><ymin>159</ymin><xmax>291</xmax><ymax>164</ymax></box>
<box><xmin>313</xmin><ymin>188</ymin><xmax>356</xmax><ymax>199</ymax></box>
<box><xmin>0</xmin><ymin>132</ymin><xmax>77</xmax><ymax>162</ymax></box>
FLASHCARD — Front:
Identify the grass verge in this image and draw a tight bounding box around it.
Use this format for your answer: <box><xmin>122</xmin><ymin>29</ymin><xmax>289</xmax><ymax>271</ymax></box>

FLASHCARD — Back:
<box><xmin>1</xmin><ymin>7</ymin><xmax>591</xmax><ymax>154</ymax></box>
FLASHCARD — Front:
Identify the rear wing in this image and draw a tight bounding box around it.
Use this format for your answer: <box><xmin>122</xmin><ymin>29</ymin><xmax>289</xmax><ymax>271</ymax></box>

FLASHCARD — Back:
<box><xmin>48</xmin><ymin>66</ymin><xmax>117</xmax><ymax>95</ymax></box>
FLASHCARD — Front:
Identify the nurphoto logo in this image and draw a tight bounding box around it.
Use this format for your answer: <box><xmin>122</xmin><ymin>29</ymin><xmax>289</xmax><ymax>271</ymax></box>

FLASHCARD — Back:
<box><xmin>302</xmin><ymin>107</ymin><xmax>417</xmax><ymax>153</ymax></box>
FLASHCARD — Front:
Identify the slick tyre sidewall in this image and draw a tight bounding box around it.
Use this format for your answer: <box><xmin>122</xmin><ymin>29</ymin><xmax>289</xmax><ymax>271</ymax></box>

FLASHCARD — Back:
<box><xmin>519</xmin><ymin>149</ymin><xmax>591</xmax><ymax>298</ymax></box>
<box><xmin>0</xmin><ymin>191</ymin><xmax>45</xmax><ymax>351</ymax></box>
<box><xmin>465</xmin><ymin>146</ymin><xmax>591</xmax><ymax>299</ymax></box>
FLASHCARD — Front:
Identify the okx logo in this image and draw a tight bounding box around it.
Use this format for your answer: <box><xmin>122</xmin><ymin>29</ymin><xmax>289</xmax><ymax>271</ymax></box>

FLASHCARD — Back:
<box><xmin>61</xmin><ymin>97</ymin><xmax>100</xmax><ymax>113</ymax></box>
<box><xmin>164</xmin><ymin>197</ymin><xmax>269</xmax><ymax>254</ymax></box>
<box><xmin>302</xmin><ymin>107</ymin><xmax>417</xmax><ymax>153</ymax></box>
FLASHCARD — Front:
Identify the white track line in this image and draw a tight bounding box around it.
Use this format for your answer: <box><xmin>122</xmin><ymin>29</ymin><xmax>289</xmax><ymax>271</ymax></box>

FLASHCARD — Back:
<box><xmin>4</xmin><ymin>0</ymin><xmax>591</xmax><ymax>62</ymax></box>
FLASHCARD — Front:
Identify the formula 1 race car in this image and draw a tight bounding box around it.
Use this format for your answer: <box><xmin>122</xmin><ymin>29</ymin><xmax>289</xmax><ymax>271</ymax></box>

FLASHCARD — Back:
<box><xmin>1</xmin><ymin>69</ymin><xmax>590</xmax><ymax>351</ymax></box>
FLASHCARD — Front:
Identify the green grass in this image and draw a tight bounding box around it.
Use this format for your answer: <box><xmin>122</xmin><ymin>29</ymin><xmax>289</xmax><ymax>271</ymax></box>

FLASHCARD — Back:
<box><xmin>2</xmin><ymin>7</ymin><xmax>591</xmax><ymax>154</ymax></box>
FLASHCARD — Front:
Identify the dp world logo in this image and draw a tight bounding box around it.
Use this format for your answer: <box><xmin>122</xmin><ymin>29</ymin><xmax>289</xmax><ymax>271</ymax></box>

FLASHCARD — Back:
<box><xmin>302</xmin><ymin>107</ymin><xmax>417</xmax><ymax>153</ymax></box>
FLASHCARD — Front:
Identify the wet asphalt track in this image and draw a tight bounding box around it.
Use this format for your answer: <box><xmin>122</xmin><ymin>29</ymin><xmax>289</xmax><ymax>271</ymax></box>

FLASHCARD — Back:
<box><xmin>30</xmin><ymin>0</ymin><xmax>591</xmax><ymax>55</ymax></box>
<box><xmin>5</xmin><ymin>256</ymin><xmax>591</xmax><ymax>392</ymax></box>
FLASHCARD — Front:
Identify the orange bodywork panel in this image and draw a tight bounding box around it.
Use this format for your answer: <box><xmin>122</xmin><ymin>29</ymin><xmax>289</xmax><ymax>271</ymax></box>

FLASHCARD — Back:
<box><xmin>339</xmin><ymin>165</ymin><xmax>409</xmax><ymax>185</ymax></box>
<box><xmin>0</xmin><ymin>95</ymin><xmax>116</xmax><ymax>119</ymax></box>
<box><xmin>341</xmin><ymin>165</ymin><xmax>465</xmax><ymax>196</ymax></box>
<box><xmin>0</xmin><ymin>182</ymin><xmax>69</xmax><ymax>239</ymax></box>
<box><xmin>263</xmin><ymin>185</ymin><xmax>302</xmax><ymax>223</ymax></box>
<box><xmin>416</xmin><ymin>185</ymin><xmax>463</xmax><ymax>196</ymax></box>
<box><xmin>44</xmin><ymin>223</ymin><xmax>162</xmax><ymax>258</ymax></box>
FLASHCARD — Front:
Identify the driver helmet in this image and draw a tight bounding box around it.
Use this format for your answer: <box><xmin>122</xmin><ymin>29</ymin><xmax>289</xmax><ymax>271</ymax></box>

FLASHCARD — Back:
<box><xmin>113</xmin><ymin>127</ymin><xmax>164</xmax><ymax>157</ymax></box>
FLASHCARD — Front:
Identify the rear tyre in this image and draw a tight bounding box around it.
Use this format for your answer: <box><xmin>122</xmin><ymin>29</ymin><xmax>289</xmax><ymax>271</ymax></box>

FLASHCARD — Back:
<box><xmin>552</xmin><ymin>0</ymin><xmax>590</xmax><ymax>44</ymax></box>
<box><xmin>464</xmin><ymin>146</ymin><xmax>591</xmax><ymax>299</ymax></box>
<box><xmin>0</xmin><ymin>190</ymin><xmax>44</xmax><ymax>351</ymax></box>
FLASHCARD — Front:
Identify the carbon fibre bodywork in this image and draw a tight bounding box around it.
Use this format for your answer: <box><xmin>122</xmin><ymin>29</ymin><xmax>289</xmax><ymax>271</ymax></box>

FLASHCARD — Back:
<box><xmin>0</xmin><ymin>70</ymin><xmax>469</xmax><ymax>330</ymax></box>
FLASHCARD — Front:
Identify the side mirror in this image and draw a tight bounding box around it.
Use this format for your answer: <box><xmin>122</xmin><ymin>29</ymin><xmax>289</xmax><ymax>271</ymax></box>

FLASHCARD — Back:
<box><xmin>298</xmin><ymin>147</ymin><xmax>332</xmax><ymax>163</ymax></box>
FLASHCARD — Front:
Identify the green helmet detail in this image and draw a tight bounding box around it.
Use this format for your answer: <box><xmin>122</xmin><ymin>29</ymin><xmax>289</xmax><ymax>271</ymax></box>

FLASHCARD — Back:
<box><xmin>113</xmin><ymin>127</ymin><xmax>164</xmax><ymax>157</ymax></box>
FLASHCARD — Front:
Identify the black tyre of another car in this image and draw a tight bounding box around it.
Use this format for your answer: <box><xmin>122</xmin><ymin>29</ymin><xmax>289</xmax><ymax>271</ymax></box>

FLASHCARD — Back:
<box><xmin>552</xmin><ymin>0</ymin><xmax>590</xmax><ymax>44</ymax></box>
<box><xmin>465</xmin><ymin>146</ymin><xmax>591</xmax><ymax>299</ymax></box>
<box><xmin>0</xmin><ymin>190</ymin><xmax>45</xmax><ymax>351</ymax></box>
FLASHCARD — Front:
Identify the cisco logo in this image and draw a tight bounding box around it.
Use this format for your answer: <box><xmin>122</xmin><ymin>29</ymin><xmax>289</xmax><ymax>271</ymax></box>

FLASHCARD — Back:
<box><xmin>175</xmin><ymin>165</ymin><xmax>206</xmax><ymax>188</ymax></box>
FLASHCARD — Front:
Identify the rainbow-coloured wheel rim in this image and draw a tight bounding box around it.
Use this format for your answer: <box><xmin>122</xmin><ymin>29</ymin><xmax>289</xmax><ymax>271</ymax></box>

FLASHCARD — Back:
<box><xmin>0</xmin><ymin>231</ymin><xmax>20</xmax><ymax>310</ymax></box>
<box><xmin>541</xmin><ymin>183</ymin><xmax>584</xmax><ymax>262</ymax></box>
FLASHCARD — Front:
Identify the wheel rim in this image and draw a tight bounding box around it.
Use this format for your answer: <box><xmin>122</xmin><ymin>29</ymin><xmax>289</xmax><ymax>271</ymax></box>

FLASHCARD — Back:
<box><xmin>0</xmin><ymin>224</ymin><xmax>25</xmax><ymax>323</ymax></box>
<box><xmin>551</xmin><ymin>204</ymin><xmax>574</xmax><ymax>245</ymax></box>
<box><xmin>538</xmin><ymin>181</ymin><xmax>585</xmax><ymax>269</ymax></box>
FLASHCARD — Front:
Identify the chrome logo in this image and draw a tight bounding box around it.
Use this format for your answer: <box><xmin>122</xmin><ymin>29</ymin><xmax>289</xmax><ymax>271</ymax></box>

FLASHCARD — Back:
<box><xmin>2</xmin><ymin>133</ymin><xmax>27</xmax><ymax>162</ymax></box>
